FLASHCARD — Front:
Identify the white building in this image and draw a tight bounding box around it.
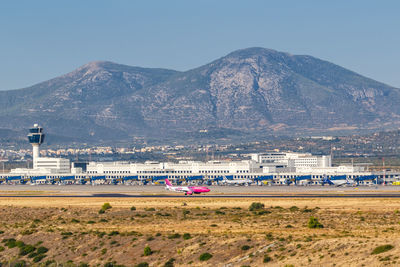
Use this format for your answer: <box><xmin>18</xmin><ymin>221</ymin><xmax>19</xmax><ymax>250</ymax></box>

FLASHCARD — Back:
<box><xmin>10</xmin><ymin>157</ymin><xmax>71</xmax><ymax>175</ymax></box>
<box><xmin>86</xmin><ymin>160</ymin><xmax>259</xmax><ymax>177</ymax></box>
<box><xmin>251</xmin><ymin>152</ymin><xmax>331</xmax><ymax>168</ymax></box>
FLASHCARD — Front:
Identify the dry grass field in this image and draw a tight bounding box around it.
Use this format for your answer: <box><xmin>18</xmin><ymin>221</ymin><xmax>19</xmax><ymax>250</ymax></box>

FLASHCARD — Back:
<box><xmin>0</xmin><ymin>197</ymin><xmax>400</xmax><ymax>266</ymax></box>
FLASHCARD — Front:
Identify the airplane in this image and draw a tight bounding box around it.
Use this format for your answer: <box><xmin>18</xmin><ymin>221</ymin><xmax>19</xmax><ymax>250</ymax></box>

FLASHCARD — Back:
<box><xmin>221</xmin><ymin>176</ymin><xmax>252</xmax><ymax>186</ymax></box>
<box><xmin>165</xmin><ymin>179</ymin><xmax>210</xmax><ymax>195</ymax></box>
<box><xmin>322</xmin><ymin>177</ymin><xmax>356</xmax><ymax>187</ymax></box>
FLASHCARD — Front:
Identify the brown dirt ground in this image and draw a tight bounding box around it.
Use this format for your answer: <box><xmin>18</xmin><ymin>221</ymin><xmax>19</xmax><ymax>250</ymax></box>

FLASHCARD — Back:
<box><xmin>0</xmin><ymin>197</ymin><xmax>400</xmax><ymax>266</ymax></box>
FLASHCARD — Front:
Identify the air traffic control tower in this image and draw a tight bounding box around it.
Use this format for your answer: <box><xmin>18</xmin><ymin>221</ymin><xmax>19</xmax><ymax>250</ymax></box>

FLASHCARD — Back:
<box><xmin>28</xmin><ymin>124</ymin><xmax>45</xmax><ymax>169</ymax></box>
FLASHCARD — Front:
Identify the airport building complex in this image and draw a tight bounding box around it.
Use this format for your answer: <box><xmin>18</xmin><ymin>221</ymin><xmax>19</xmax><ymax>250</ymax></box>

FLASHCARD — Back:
<box><xmin>0</xmin><ymin>124</ymin><xmax>397</xmax><ymax>185</ymax></box>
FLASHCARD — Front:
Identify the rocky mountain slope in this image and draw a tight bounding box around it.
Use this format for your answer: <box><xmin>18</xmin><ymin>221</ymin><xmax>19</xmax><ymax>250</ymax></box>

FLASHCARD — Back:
<box><xmin>1</xmin><ymin>47</ymin><xmax>399</xmax><ymax>144</ymax></box>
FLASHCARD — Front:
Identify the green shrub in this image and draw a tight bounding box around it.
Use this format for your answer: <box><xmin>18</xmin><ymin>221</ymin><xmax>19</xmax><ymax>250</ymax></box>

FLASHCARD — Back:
<box><xmin>33</xmin><ymin>254</ymin><xmax>46</xmax><ymax>263</ymax></box>
<box><xmin>164</xmin><ymin>258</ymin><xmax>175</xmax><ymax>267</ymax></box>
<box><xmin>15</xmin><ymin>240</ymin><xmax>25</xmax><ymax>248</ymax></box>
<box><xmin>71</xmin><ymin>218</ymin><xmax>80</xmax><ymax>223</ymax></box>
<box><xmin>102</xmin><ymin>203</ymin><xmax>112</xmax><ymax>210</ymax></box>
<box><xmin>0</xmin><ymin>230</ymin><xmax>4</xmax><ymax>234</ymax></box>
<box><xmin>78</xmin><ymin>263</ymin><xmax>90</xmax><ymax>267</ymax></box>
<box><xmin>3</xmin><ymin>238</ymin><xmax>17</xmax><ymax>248</ymax></box>
<box><xmin>266</xmin><ymin>233</ymin><xmax>273</xmax><ymax>240</ymax></box>
<box><xmin>108</xmin><ymin>231</ymin><xmax>120</xmax><ymax>236</ymax></box>
<box><xmin>308</xmin><ymin>216</ymin><xmax>324</xmax><ymax>229</ymax></box>
<box><xmin>372</xmin><ymin>244</ymin><xmax>394</xmax><ymax>254</ymax></box>
<box><xmin>104</xmin><ymin>262</ymin><xmax>124</xmax><ymax>267</ymax></box>
<box><xmin>249</xmin><ymin>202</ymin><xmax>264</xmax><ymax>211</ymax></box>
<box><xmin>11</xmin><ymin>260</ymin><xmax>26</xmax><ymax>267</ymax></box>
<box><xmin>199</xmin><ymin>252</ymin><xmax>212</xmax><ymax>261</ymax></box>
<box><xmin>215</xmin><ymin>210</ymin><xmax>225</xmax><ymax>215</ymax></box>
<box><xmin>87</xmin><ymin>220</ymin><xmax>96</xmax><ymax>224</ymax></box>
<box><xmin>37</xmin><ymin>246</ymin><xmax>49</xmax><ymax>254</ymax></box>
<box><xmin>257</xmin><ymin>210</ymin><xmax>271</xmax><ymax>215</ymax></box>
<box><xmin>61</xmin><ymin>231</ymin><xmax>73</xmax><ymax>236</ymax></box>
<box><xmin>0</xmin><ymin>246</ymin><xmax>4</xmax><ymax>252</ymax></box>
<box><xmin>182</xmin><ymin>210</ymin><xmax>190</xmax><ymax>216</ymax></box>
<box><xmin>143</xmin><ymin>246</ymin><xmax>152</xmax><ymax>256</ymax></box>
<box><xmin>241</xmin><ymin>245</ymin><xmax>251</xmax><ymax>250</ymax></box>
<box><xmin>28</xmin><ymin>252</ymin><xmax>39</xmax><ymax>258</ymax></box>
<box><xmin>101</xmin><ymin>248</ymin><xmax>107</xmax><ymax>255</ymax></box>
<box><xmin>19</xmin><ymin>245</ymin><xmax>36</xmax><ymax>256</ymax></box>
<box><xmin>135</xmin><ymin>263</ymin><xmax>149</xmax><ymax>267</ymax></box>
<box><xmin>183</xmin><ymin>233</ymin><xmax>191</xmax><ymax>240</ymax></box>
<box><xmin>168</xmin><ymin>233</ymin><xmax>181</xmax><ymax>239</ymax></box>
<box><xmin>98</xmin><ymin>209</ymin><xmax>105</xmax><ymax>214</ymax></box>
<box><xmin>130</xmin><ymin>206</ymin><xmax>136</xmax><ymax>211</ymax></box>
<box><xmin>263</xmin><ymin>255</ymin><xmax>272</xmax><ymax>263</ymax></box>
<box><xmin>145</xmin><ymin>208</ymin><xmax>155</xmax><ymax>211</ymax></box>
<box><xmin>289</xmin><ymin>206</ymin><xmax>299</xmax><ymax>212</ymax></box>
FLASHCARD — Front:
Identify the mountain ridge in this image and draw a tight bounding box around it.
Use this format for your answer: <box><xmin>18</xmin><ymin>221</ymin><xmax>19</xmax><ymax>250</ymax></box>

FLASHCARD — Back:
<box><xmin>1</xmin><ymin>47</ymin><xmax>399</xmax><ymax>144</ymax></box>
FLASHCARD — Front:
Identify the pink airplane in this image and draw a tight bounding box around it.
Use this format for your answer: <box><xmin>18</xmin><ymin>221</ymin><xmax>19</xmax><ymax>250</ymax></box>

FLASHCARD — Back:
<box><xmin>165</xmin><ymin>179</ymin><xmax>210</xmax><ymax>195</ymax></box>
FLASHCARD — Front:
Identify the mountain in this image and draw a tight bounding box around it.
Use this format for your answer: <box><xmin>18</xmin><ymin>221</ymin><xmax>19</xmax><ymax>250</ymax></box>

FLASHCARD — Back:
<box><xmin>1</xmin><ymin>47</ymin><xmax>400</xmax><ymax>145</ymax></box>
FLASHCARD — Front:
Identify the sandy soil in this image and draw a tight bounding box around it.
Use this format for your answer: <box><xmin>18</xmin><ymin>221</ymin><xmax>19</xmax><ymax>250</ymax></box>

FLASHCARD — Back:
<box><xmin>0</xmin><ymin>197</ymin><xmax>400</xmax><ymax>266</ymax></box>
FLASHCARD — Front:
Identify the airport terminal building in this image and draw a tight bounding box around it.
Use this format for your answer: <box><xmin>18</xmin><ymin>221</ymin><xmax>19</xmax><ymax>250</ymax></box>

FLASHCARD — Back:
<box><xmin>0</xmin><ymin>124</ymin><xmax>396</xmax><ymax>185</ymax></box>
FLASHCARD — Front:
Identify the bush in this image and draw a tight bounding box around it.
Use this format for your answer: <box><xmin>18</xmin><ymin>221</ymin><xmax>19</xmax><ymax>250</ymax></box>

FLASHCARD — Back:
<box><xmin>289</xmin><ymin>206</ymin><xmax>299</xmax><ymax>212</ymax></box>
<box><xmin>164</xmin><ymin>258</ymin><xmax>175</xmax><ymax>267</ymax></box>
<box><xmin>19</xmin><ymin>245</ymin><xmax>36</xmax><ymax>256</ymax></box>
<box><xmin>168</xmin><ymin>233</ymin><xmax>181</xmax><ymax>239</ymax></box>
<box><xmin>308</xmin><ymin>216</ymin><xmax>324</xmax><ymax>229</ymax></box>
<box><xmin>33</xmin><ymin>254</ymin><xmax>46</xmax><ymax>263</ymax></box>
<box><xmin>3</xmin><ymin>238</ymin><xmax>17</xmax><ymax>248</ymax></box>
<box><xmin>104</xmin><ymin>262</ymin><xmax>124</xmax><ymax>267</ymax></box>
<box><xmin>241</xmin><ymin>245</ymin><xmax>251</xmax><ymax>251</ymax></box>
<box><xmin>135</xmin><ymin>263</ymin><xmax>149</xmax><ymax>267</ymax></box>
<box><xmin>98</xmin><ymin>209</ymin><xmax>105</xmax><ymax>214</ymax></box>
<box><xmin>37</xmin><ymin>246</ymin><xmax>49</xmax><ymax>254</ymax></box>
<box><xmin>257</xmin><ymin>210</ymin><xmax>271</xmax><ymax>215</ymax></box>
<box><xmin>183</xmin><ymin>233</ymin><xmax>191</xmax><ymax>240</ymax></box>
<box><xmin>130</xmin><ymin>206</ymin><xmax>136</xmax><ymax>211</ymax></box>
<box><xmin>249</xmin><ymin>202</ymin><xmax>264</xmax><ymax>211</ymax></box>
<box><xmin>15</xmin><ymin>240</ymin><xmax>25</xmax><ymax>248</ymax></box>
<box><xmin>102</xmin><ymin>203</ymin><xmax>112</xmax><ymax>210</ymax></box>
<box><xmin>0</xmin><ymin>246</ymin><xmax>4</xmax><ymax>252</ymax></box>
<box><xmin>108</xmin><ymin>231</ymin><xmax>120</xmax><ymax>236</ymax></box>
<box><xmin>371</xmin><ymin>244</ymin><xmax>394</xmax><ymax>254</ymax></box>
<box><xmin>199</xmin><ymin>252</ymin><xmax>213</xmax><ymax>261</ymax></box>
<box><xmin>263</xmin><ymin>255</ymin><xmax>272</xmax><ymax>263</ymax></box>
<box><xmin>11</xmin><ymin>261</ymin><xmax>26</xmax><ymax>267</ymax></box>
<box><xmin>145</xmin><ymin>208</ymin><xmax>155</xmax><ymax>211</ymax></box>
<box><xmin>143</xmin><ymin>246</ymin><xmax>152</xmax><ymax>256</ymax></box>
<box><xmin>265</xmin><ymin>232</ymin><xmax>273</xmax><ymax>240</ymax></box>
<box><xmin>79</xmin><ymin>263</ymin><xmax>90</xmax><ymax>267</ymax></box>
<box><xmin>182</xmin><ymin>210</ymin><xmax>190</xmax><ymax>216</ymax></box>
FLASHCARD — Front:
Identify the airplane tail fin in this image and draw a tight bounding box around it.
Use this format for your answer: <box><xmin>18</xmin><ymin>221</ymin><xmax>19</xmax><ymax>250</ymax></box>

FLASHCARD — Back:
<box><xmin>165</xmin><ymin>179</ymin><xmax>172</xmax><ymax>186</ymax></box>
<box><xmin>322</xmin><ymin>178</ymin><xmax>334</xmax><ymax>185</ymax></box>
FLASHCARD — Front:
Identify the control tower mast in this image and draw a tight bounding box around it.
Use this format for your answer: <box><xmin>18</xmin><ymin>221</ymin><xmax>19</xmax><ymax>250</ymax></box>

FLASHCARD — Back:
<box><xmin>27</xmin><ymin>124</ymin><xmax>45</xmax><ymax>169</ymax></box>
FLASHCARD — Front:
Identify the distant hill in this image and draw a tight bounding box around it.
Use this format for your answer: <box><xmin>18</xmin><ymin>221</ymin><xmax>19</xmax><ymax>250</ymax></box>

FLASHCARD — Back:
<box><xmin>1</xmin><ymin>47</ymin><xmax>399</xmax><ymax>145</ymax></box>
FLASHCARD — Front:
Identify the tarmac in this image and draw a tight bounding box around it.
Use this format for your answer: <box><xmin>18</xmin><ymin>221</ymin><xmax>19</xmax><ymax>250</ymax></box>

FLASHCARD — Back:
<box><xmin>1</xmin><ymin>184</ymin><xmax>400</xmax><ymax>197</ymax></box>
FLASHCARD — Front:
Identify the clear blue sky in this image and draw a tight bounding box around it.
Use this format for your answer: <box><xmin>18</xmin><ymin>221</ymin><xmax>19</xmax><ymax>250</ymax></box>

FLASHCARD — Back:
<box><xmin>1</xmin><ymin>0</ymin><xmax>399</xmax><ymax>90</ymax></box>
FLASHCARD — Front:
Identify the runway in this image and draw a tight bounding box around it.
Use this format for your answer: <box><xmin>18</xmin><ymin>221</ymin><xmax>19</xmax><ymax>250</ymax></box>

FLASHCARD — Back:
<box><xmin>2</xmin><ymin>184</ymin><xmax>400</xmax><ymax>198</ymax></box>
<box><xmin>2</xmin><ymin>193</ymin><xmax>400</xmax><ymax>198</ymax></box>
